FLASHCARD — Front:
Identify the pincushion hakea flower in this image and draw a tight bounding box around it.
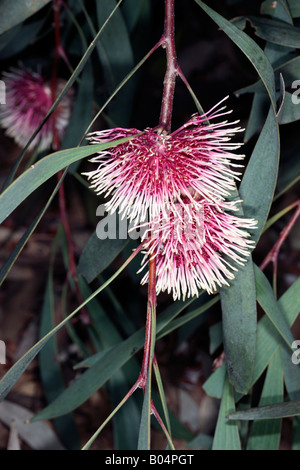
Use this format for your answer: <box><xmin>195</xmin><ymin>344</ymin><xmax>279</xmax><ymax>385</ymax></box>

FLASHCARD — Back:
<box><xmin>0</xmin><ymin>67</ymin><xmax>72</xmax><ymax>151</ymax></box>
<box><xmin>139</xmin><ymin>199</ymin><xmax>257</xmax><ymax>300</ymax></box>
<box><xmin>84</xmin><ymin>97</ymin><xmax>244</xmax><ymax>224</ymax></box>
<box><xmin>85</xmin><ymin>97</ymin><xmax>257</xmax><ymax>299</ymax></box>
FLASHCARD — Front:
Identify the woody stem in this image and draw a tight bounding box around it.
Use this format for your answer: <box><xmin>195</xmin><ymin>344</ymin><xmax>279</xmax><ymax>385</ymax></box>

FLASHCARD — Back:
<box><xmin>158</xmin><ymin>0</ymin><xmax>178</xmax><ymax>133</ymax></box>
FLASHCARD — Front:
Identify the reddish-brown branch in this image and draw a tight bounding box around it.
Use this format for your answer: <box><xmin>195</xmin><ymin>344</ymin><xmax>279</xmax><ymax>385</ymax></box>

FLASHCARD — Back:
<box><xmin>158</xmin><ymin>0</ymin><xmax>178</xmax><ymax>134</ymax></box>
<box><xmin>260</xmin><ymin>200</ymin><xmax>300</xmax><ymax>297</ymax></box>
<box><xmin>260</xmin><ymin>201</ymin><xmax>300</xmax><ymax>272</ymax></box>
<box><xmin>138</xmin><ymin>253</ymin><xmax>157</xmax><ymax>388</ymax></box>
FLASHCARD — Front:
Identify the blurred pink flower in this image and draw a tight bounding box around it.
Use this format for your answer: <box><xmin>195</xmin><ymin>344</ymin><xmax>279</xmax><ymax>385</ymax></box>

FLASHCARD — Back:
<box><xmin>140</xmin><ymin>199</ymin><xmax>257</xmax><ymax>300</ymax></box>
<box><xmin>85</xmin><ymin>97</ymin><xmax>244</xmax><ymax>224</ymax></box>
<box><xmin>0</xmin><ymin>67</ymin><xmax>72</xmax><ymax>151</ymax></box>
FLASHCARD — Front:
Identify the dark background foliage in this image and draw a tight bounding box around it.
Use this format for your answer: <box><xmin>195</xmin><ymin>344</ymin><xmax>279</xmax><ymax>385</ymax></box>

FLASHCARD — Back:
<box><xmin>0</xmin><ymin>0</ymin><xmax>299</xmax><ymax>450</ymax></box>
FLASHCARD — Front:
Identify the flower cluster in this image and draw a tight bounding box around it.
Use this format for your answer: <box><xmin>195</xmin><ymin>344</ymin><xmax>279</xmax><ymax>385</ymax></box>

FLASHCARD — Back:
<box><xmin>0</xmin><ymin>67</ymin><xmax>72</xmax><ymax>151</ymax></box>
<box><xmin>85</xmin><ymin>97</ymin><xmax>256</xmax><ymax>300</ymax></box>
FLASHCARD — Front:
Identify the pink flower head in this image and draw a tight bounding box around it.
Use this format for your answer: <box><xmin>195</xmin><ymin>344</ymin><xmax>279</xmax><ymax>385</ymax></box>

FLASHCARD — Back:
<box><xmin>140</xmin><ymin>199</ymin><xmax>257</xmax><ymax>300</ymax></box>
<box><xmin>84</xmin><ymin>97</ymin><xmax>244</xmax><ymax>224</ymax></box>
<box><xmin>0</xmin><ymin>67</ymin><xmax>72</xmax><ymax>151</ymax></box>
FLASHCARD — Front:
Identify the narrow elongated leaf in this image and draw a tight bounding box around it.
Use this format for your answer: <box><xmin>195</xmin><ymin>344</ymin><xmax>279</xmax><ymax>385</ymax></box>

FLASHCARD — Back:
<box><xmin>254</xmin><ymin>265</ymin><xmax>295</xmax><ymax>349</ymax></box>
<box><xmin>233</xmin><ymin>16</ymin><xmax>300</xmax><ymax>48</ymax></box>
<box><xmin>280</xmin><ymin>343</ymin><xmax>300</xmax><ymax>402</ymax></box>
<box><xmin>195</xmin><ymin>0</ymin><xmax>280</xmax><ymax>395</ymax></box>
<box><xmin>292</xmin><ymin>418</ymin><xmax>300</xmax><ymax>449</ymax></box>
<box><xmin>194</xmin><ymin>1</ymin><xmax>276</xmax><ymax>106</ymax></box>
<box><xmin>229</xmin><ymin>400</ymin><xmax>300</xmax><ymax>420</ymax></box>
<box><xmin>39</xmin><ymin>272</ymin><xmax>79</xmax><ymax>450</ymax></box>
<box><xmin>0</xmin><ymin>247</ymin><xmax>141</xmax><ymax>402</ymax></box>
<box><xmin>212</xmin><ymin>375</ymin><xmax>241</xmax><ymax>450</ymax></box>
<box><xmin>261</xmin><ymin>0</ymin><xmax>293</xmax><ymax>23</ymax></box>
<box><xmin>30</xmin><ymin>297</ymin><xmax>195</xmax><ymax>421</ymax></box>
<box><xmin>220</xmin><ymin>258</ymin><xmax>257</xmax><ymax>394</ymax></box>
<box><xmin>96</xmin><ymin>0</ymin><xmax>135</xmax><ymax>126</ymax></box>
<box><xmin>278</xmin><ymin>91</ymin><xmax>300</xmax><ymax>123</ymax></box>
<box><xmin>204</xmin><ymin>277</ymin><xmax>300</xmax><ymax>399</ymax></box>
<box><xmin>0</xmin><ymin>138</ymin><xmax>134</xmax><ymax>225</ymax></box>
<box><xmin>251</xmin><ymin>277</ymin><xmax>300</xmax><ymax>388</ymax></box>
<box><xmin>247</xmin><ymin>350</ymin><xmax>283</xmax><ymax>450</ymax></box>
<box><xmin>240</xmin><ymin>108</ymin><xmax>280</xmax><ymax>242</ymax></box>
<box><xmin>78</xmin><ymin>230</ymin><xmax>129</xmax><ymax>283</ymax></box>
<box><xmin>194</xmin><ymin>3</ymin><xmax>280</xmax><ymax>240</ymax></box>
<box><xmin>288</xmin><ymin>0</ymin><xmax>300</xmax><ymax>17</ymax></box>
<box><xmin>61</xmin><ymin>64</ymin><xmax>94</xmax><ymax>152</ymax></box>
<box><xmin>75</xmin><ymin>297</ymin><xmax>196</xmax><ymax>369</ymax></box>
<box><xmin>0</xmin><ymin>18</ymin><xmax>45</xmax><ymax>59</ymax></box>
<box><xmin>0</xmin><ymin>0</ymin><xmax>51</xmax><ymax>34</ymax></box>
<box><xmin>122</xmin><ymin>0</ymin><xmax>151</xmax><ymax>33</ymax></box>
<box><xmin>203</xmin><ymin>362</ymin><xmax>227</xmax><ymax>399</ymax></box>
<box><xmin>137</xmin><ymin>376</ymin><xmax>152</xmax><ymax>450</ymax></box>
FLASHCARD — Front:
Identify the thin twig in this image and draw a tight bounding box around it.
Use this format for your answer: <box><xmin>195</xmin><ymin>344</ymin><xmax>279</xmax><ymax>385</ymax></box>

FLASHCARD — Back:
<box><xmin>260</xmin><ymin>202</ymin><xmax>300</xmax><ymax>297</ymax></box>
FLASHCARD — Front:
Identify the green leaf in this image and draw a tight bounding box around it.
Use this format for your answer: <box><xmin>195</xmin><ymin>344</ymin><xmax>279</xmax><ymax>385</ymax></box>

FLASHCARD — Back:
<box><xmin>39</xmin><ymin>271</ymin><xmax>79</xmax><ymax>450</ymax></box>
<box><xmin>209</xmin><ymin>322</ymin><xmax>223</xmax><ymax>355</ymax></box>
<box><xmin>0</xmin><ymin>0</ymin><xmax>51</xmax><ymax>34</ymax></box>
<box><xmin>229</xmin><ymin>400</ymin><xmax>300</xmax><ymax>420</ymax></box>
<box><xmin>292</xmin><ymin>418</ymin><xmax>300</xmax><ymax>449</ymax></box>
<box><xmin>0</xmin><ymin>137</ymin><xmax>134</xmax><ymax>225</ymax></box>
<box><xmin>137</xmin><ymin>377</ymin><xmax>152</xmax><ymax>450</ymax></box>
<box><xmin>110</xmin><ymin>372</ymin><xmax>140</xmax><ymax>450</ymax></box>
<box><xmin>185</xmin><ymin>433</ymin><xmax>213</xmax><ymax>450</ymax></box>
<box><xmin>247</xmin><ymin>350</ymin><xmax>283</xmax><ymax>450</ymax></box>
<box><xmin>236</xmin><ymin>55</ymin><xmax>300</xmax><ymax>101</ymax></box>
<box><xmin>203</xmin><ymin>363</ymin><xmax>227</xmax><ymax>399</ymax></box>
<box><xmin>278</xmin><ymin>91</ymin><xmax>300</xmax><ymax>123</ymax></box>
<box><xmin>233</xmin><ymin>16</ymin><xmax>300</xmax><ymax>48</ymax></box>
<box><xmin>261</xmin><ymin>0</ymin><xmax>293</xmax><ymax>24</ymax></box>
<box><xmin>277</xmin><ymin>141</ymin><xmax>300</xmax><ymax>194</ymax></box>
<box><xmin>220</xmin><ymin>258</ymin><xmax>257</xmax><ymax>394</ymax></box>
<box><xmin>153</xmin><ymin>361</ymin><xmax>172</xmax><ymax>438</ymax></box>
<box><xmin>0</xmin><ymin>18</ymin><xmax>45</xmax><ymax>59</ymax></box>
<box><xmin>122</xmin><ymin>0</ymin><xmax>151</xmax><ymax>33</ymax></box>
<box><xmin>254</xmin><ymin>265</ymin><xmax>295</xmax><ymax>350</ymax></box>
<box><xmin>194</xmin><ymin>1</ymin><xmax>276</xmax><ymax>107</ymax></box>
<box><xmin>212</xmin><ymin>375</ymin><xmax>241</xmax><ymax>450</ymax></box>
<box><xmin>78</xmin><ymin>230</ymin><xmax>129</xmax><ymax>283</ymax></box>
<box><xmin>0</xmin><ymin>248</ymin><xmax>141</xmax><ymax>402</ymax></box>
<box><xmin>61</xmin><ymin>63</ymin><xmax>94</xmax><ymax>152</ymax></box>
<box><xmin>243</xmin><ymin>93</ymin><xmax>270</xmax><ymax>143</ymax></box>
<box><xmin>240</xmin><ymin>107</ymin><xmax>279</xmax><ymax>243</ymax></box>
<box><xmin>205</xmin><ymin>277</ymin><xmax>300</xmax><ymax>398</ymax></box>
<box><xmin>288</xmin><ymin>0</ymin><xmax>300</xmax><ymax>17</ymax></box>
<box><xmin>96</xmin><ymin>0</ymin><xmax>135</xmax><ymax>126</ymax></box>
<box><xmin>280</xmin><ymin>343</ymin><xmax>300</xmax><ymax>402</ymax></box>
<box><xmin>251</xmin><ymin>276</ymin><xmax>300</xmax><ymax>387</ymax></box>
<box><xmin>0</xmin><ymin>194</ymin><xmax>58</xmax><ymax>287</ymax></box>
<box><xmin>29</xmin><ymin>298</ymin><xmax>194</xmax><ymax>421</ymax></box>
<box><xmin>138</xmin><ymin>297</ymin><xmax>156</xmax><ymax>450</ymax></box>
<box><xmin>195</xmin><ymin>0</ymin><xmax>280</xmax><ymax>395</ymax></box>
<box><xmin>157</xmin><ymin>294</ymin><xmax>218</xmax><ymax>339</ymax></box>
